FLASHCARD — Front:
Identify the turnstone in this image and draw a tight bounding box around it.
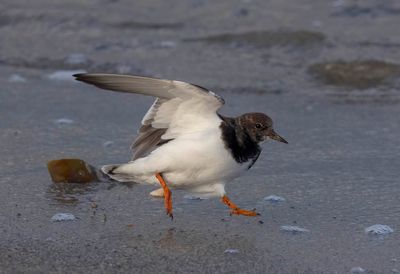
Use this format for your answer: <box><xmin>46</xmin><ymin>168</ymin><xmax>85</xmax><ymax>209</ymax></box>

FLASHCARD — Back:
<box><xmin>74</xmin><ymin>74</ymin><xmax>288</xmax><ymax>218</ymax></box>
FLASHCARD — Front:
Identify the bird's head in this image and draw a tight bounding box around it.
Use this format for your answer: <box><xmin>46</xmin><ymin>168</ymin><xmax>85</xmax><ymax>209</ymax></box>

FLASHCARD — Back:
<box><xmin>238</xmin><ymin>113</ymin><xmax>288</xmax><ymax>144</ymax></box>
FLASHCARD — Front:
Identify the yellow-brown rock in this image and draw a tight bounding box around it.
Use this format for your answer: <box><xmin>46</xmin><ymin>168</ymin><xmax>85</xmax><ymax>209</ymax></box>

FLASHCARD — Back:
<box><xmin>47</xmin><ymin>159</ymin><xmax>98</xmax><ymax>183</ymax></box>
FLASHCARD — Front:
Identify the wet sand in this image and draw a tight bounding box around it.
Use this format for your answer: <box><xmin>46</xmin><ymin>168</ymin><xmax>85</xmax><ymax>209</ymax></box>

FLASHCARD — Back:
<box><xmin>1</xmin><ymin>0</ymin><xmax>400</xmax><ymax>273</ymax></box>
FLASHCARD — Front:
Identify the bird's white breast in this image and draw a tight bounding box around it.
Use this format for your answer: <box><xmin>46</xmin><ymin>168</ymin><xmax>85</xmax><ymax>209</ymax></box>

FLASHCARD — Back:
<box><xmin>139</xmin><ymin>119</ymin><xmax>248</xmax><ymax>188</ymax></box>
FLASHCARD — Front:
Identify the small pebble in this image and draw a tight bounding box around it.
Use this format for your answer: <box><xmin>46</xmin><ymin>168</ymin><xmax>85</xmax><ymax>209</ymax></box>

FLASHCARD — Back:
<box><xmin>365</xmin><ymin>224</ymin><xmax>394</xmax><ymax>235</ymax></box>
<box><xmin>224</xmin><ymin>249</ymin><xmax>240</xmax><ymax>254</ymax></box>
<box><xmin>350</xmin><ymin>266</ymin><xmax>366</xmax><ymax>273</ymax></box>
<box><xmin>54</xmin><ymin>118</ymin><xmax>74</xmax><ymax>125</ymax></box>
<box><xmin>280</xmin><ymin>225</ymin><xmax>309</xmax><ymax>233</ymax></box>
<box><xmin>51</xmin><ymin>213</ymin><xmax>76</xmax><ymax>222</ymax></box>
<box><xmin>264</xmin><ymin>195</ymin><xmax>286</xmax><ymax>203</ymax></box>
<box><xmin>183</xmin><ymin>195</ymin><xmax>208</xmax><ymax>200</ymax></box>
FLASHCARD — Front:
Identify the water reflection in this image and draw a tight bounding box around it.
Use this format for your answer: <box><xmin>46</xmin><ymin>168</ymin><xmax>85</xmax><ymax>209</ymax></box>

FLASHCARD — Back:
<box><xmin>46</xmin><ymin>182</ymin><xmax>95</xmax><ymax>205</ymax></box>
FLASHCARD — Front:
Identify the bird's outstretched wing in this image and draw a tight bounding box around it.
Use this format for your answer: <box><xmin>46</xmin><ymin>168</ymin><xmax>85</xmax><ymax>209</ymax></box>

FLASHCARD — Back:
<box><xmin>74</xmin><ymin>73</ymin><xmax>225</xmax><ymax>159</ymax></box>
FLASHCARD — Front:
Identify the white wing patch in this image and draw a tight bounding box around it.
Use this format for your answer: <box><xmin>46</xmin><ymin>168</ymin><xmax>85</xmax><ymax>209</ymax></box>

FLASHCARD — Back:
<box><xmin>151</xmin><ymin>98</ymin><xmax>183</xmax><ymax>128</ymax></box>
<box><xmin>74</xmin><ymin>73</ymin><xmax>225</xmax><ymax>159</ymax></box>
<box><xmin>141</xmin><ymin>98</ymin><xmax>166</xmax><ymax>125</ymax></box>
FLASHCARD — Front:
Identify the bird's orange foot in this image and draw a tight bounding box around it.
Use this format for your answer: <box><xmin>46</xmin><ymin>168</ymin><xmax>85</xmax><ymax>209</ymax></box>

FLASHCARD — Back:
<box><xmin>230</xmin><ymin>208</ymin><xmax>259</xmax><ymax>216</ymax></box>
<box><xmin>155</xmin><ymin>172</ymin><xmax>173</xmax><ymax>219</ymax></box>
<box><xmin>222</xmin><ymin>195</ymin><xmax>260</xmax><ymax>217</ymax></box>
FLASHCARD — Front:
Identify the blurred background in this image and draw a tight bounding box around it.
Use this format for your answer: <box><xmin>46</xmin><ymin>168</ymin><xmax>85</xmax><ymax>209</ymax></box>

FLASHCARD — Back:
<box><xmin>1</xmin><ymin>0</ymin><xmax>399</xmax><ymax>273</ymax></box>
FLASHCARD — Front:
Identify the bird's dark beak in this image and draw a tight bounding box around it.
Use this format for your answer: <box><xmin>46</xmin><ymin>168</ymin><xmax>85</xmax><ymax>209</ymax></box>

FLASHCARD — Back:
<box><xmin>267</xmin><ymin>130</ymin><xmax>288</xmax><ymax>144</ymax></box>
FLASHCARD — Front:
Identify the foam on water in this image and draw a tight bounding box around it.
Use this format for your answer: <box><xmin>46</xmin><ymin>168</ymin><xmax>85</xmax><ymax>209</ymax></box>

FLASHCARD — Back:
<box><xmin>64</xmin><ymin>53</ymin><xmax>88</xmax><ymax>65</ymax></box>
<box><xmin>116</xmin><ymin>65</ymin><xmax>132</xmax><ymax>74</ymax></box>
<box><xmin>158</xmin><ymin>41</ymin><xmax>178</xmax><ymax>48</ymax></box>
<box><xmin>47</xmin><ymin>70</ymin><xmax>86</xmax><ymax>81</ymax></box>
<box><xmin>332</xmin><ymin>0</ymin><xmax>346</xmax><ymax>8</ymax></box>
<box><xmin>103</xmin><ymin>141</ymin><xmax>114</xmax><ymax>147</ymax></box>
<box><xmin>9</xmin><ymin>74</ymin><xmax>27</xmax><ymax>83</ymax></box>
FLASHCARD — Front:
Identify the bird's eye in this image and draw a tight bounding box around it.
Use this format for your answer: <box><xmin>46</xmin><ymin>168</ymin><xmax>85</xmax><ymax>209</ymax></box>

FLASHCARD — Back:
<box><xmin>255</xmin><ymin>123</ymin><xmax>262</xmax><ymax>129</ymax></box>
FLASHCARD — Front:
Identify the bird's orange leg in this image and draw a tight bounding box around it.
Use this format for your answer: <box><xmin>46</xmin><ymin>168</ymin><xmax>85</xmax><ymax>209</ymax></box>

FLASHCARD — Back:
<box><xmin>222</xmin><ymin>195</ymin><xmax>260</xmax><ymax>217</ymax></box>
<box><xmin>155</xmin><ymin>172</ymin><xmax>173</xmax><ymax>219</ymax></box>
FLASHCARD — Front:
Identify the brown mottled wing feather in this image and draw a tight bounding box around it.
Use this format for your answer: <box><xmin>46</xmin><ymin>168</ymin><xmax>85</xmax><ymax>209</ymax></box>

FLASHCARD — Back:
<box><xmin>129</xmin><ymin>98</ymin><xmax>171</xmax><ymax>159</ymax></box>
<box><xmin>131</xmin><ymin>125</ymin><xmax>168</xmax><ymax>160</ymax></box>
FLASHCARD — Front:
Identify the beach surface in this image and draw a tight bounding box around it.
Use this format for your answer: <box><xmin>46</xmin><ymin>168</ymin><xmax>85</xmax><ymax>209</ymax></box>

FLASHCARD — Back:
<box><xmin>1</xmin><ymin>0</ymin><xmax>400</xmax><ymax>273</ymax></box>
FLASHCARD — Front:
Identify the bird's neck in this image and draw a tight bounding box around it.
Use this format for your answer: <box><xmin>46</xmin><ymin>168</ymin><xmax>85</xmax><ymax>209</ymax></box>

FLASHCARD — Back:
<box><xmin>218</xmin><ymin>115</ymin><xmax>261</xmax><ymax>165</ymax></box>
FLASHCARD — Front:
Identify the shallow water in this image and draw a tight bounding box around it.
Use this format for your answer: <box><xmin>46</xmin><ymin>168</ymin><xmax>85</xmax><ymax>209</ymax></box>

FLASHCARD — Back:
<box><xmin>1</xmin><ymin>0</ymin><xmax>400</xmax><ymax>273</ymax></box>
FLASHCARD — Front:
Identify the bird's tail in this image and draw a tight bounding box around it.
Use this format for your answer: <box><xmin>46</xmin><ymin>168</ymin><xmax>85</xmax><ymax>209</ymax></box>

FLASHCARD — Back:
<box><xmin>101</xmin><ymin>163</ymin><xmax>138</xmax><ymax>182</ymax></box>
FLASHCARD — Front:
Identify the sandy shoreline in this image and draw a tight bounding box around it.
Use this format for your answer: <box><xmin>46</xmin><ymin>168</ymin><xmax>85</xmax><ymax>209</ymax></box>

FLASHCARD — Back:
<box><xmin>1</xmin><ymin>0</ymin><xmax>400</xmax><ymax>273</ymax></box>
